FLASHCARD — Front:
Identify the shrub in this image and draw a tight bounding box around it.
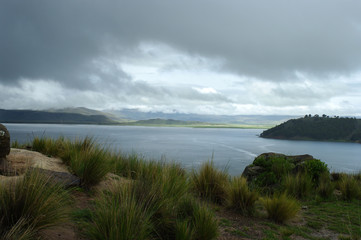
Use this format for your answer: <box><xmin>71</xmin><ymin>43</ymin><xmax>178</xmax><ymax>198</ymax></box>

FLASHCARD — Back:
<box><xmin>303</xmin><ymin>159</ymin><xmax>329</xmax><ymax>183</ymax></box>
<box><xmin>191</xmin><ymin>161</ymin><xmax>229</xmax><ymax>204</ymax></box>
<box><xmin>261</xmin><ymin>193</ymin><xmax>300</xmax><ymax>223</ymax></box>
<box><xmin>316</xmin><ymin>172</ymin><xmax>334</xmax><ymax>199</ymax></box>
<box><xmin>283</xmin><ymin>173</ymin><xmax>313</xmax><ymax>199</ymax></box>
<box><xmin>0</xmin><ymin>169</ymin><xmax>70</xmax><ymax>238</ymax></box>
<box><xmin>255</xmin><ymin>172</ymin><xmax>277</xmax><ymax>187</ymax></box>
<box><xmin>271</xmin><ymin>157</ymin><xmax>294</xmax><ymax>178</ymax></box>
<box><xmin>225</xmin><ymin>176</ymin><xmax>258</xmax><ymax>216</ymax></box>
<box><xmin>339</xmin><ymin>175</ymin><xmax>361</xmax><ymax>201</ymax></box>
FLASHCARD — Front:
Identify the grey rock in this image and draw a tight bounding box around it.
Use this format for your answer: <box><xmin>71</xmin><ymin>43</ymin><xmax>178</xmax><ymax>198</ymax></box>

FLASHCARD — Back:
<box><xmin>28</xmin><ymin>167</ymin><xmax>81</xmax><ymax>188</ymax></box>
<box><xmin>242</xmin><ymin>165</ymin><xmax>265</xmax><ymax>181</ymax></box>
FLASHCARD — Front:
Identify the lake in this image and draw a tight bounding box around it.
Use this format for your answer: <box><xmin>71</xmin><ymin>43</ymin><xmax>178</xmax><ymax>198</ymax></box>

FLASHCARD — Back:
<box><xmin>4</xmin><ymin>123</ymin><xmax>361</xmax><ymax>175</ymax></box>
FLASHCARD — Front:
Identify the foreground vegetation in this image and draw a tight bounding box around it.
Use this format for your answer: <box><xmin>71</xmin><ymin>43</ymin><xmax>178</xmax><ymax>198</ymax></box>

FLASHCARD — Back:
<box><xmin>3</xmin><ymin>137</ymin><xmax>361</xmax><ymax>239</ymax></box>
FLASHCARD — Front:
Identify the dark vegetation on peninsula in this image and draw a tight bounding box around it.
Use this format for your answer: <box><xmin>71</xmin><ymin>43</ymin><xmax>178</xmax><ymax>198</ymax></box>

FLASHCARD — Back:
<box><xmin>261</xmin><ymin>115</ymin><xmax>361</xmax><ymax>143</ymax></box>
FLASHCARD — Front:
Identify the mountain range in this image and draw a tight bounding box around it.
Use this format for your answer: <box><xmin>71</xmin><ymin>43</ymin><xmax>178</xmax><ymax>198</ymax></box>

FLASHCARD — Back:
<box><xmin>0</xmin><ymin>107</ymin><xmax>298</xmax><ymax>126</ymax></box>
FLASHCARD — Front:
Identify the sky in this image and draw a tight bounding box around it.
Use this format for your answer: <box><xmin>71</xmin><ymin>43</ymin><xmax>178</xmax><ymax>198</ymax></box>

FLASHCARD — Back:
<box><xmin>1</xmin><ymin>0</ymin><xmax>361</xmax><ymax>116</ymax></box>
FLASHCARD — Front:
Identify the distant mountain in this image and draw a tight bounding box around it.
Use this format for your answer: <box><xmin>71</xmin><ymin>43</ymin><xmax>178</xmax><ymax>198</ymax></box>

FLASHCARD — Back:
<box><xmin>107</xmin><ymin>109</ymin><xmax>297</xmax><ymax>125</ymax></box>
<box><xmin>124</xmin><ymin>118</ymin><xmax>207</xmax><ymax>126</ymax></box>
<box><xmin>47</xmin><ymin>107</ymin><xmax>126</xmax><ymax>122</ymax></box>
<box><xmin>260</xmin><ymin>115</ymin><xmax>361</xmax><ymax>143</ymax></box>
<box><xmin>0</xmin><ymin>109</ymin><xmax>116</xmax><ymax>124</ymax></box>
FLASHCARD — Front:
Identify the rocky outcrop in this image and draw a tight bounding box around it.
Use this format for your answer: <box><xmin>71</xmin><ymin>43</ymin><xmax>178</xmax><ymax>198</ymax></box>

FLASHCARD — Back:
<box><xmin>27</xmin><ymin>167</ymin><xmax>81</xmax><ymax>188</ymax></box>
<box><xmin>242</xmin><ymin>152</ymin><xmax>316</xmax><ymax>182</ymax></box>
<box><xmin>0</xmin><ymin>123</ymin><xmax>10</xmax><ymax>159</ymax></box>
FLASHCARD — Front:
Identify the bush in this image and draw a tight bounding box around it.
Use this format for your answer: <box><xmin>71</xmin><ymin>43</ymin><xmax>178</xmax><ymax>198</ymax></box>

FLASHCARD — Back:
<box><xmin>303</xmin><ymin>159</ymin><xmax>329</xmax><ymax>183</ymax></box>
<box><xmin>339</xmin><ymin>175</ymin><xmax>361</xmax><ymax>201</ymax></box>
<box><xmin>283</xmin><ymin>173</ymin><xmax>313</xmax><ymax>199</ymax></box>
<box><xmin>261</xmin><ymin>193</ymin><xmax>300</xmax><ymax>223</ymax></box>
<box><xmin>225</xmin><ymin>176</ymin><xmax>258</xmax><ymax>216</ymax></box>
<box><xmin>316</xmin><ymin>172</ymin><xmax>334</xmax><ymax>199</ymax></box>
<box><xmin>0</xmin><ymin>169</ymin><xmax>70</xmax><ymax>238</ymax></box>
<box><xmin>191</xmin><ymin>161</ymin><xmax>229</xmax><ymax>204</ymax></box>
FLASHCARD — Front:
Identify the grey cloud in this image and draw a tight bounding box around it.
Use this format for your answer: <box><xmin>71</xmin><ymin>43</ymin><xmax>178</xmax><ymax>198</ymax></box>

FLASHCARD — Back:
<box><xmin>1</xmin><ymin>0</ymin><xmax>361</xmax><ymax>88</ymax></box>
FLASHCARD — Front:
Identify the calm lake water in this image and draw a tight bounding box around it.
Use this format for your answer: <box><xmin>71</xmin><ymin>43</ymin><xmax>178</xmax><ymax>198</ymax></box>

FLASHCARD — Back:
<box><xmin>4</xmin><ymin>123</ymin><xmax>361</xmax><ymax>175</ymax></box>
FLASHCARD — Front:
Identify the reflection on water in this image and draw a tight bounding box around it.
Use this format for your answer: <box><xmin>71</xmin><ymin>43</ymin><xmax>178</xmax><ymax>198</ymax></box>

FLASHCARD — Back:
<box><xmin>5</xmin><ymin>123</ymin><xmax>361</xmax><ymax>175</ymax></box>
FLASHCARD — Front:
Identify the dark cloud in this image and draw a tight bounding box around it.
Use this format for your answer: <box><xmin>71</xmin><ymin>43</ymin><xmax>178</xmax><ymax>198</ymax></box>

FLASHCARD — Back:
<box><xmin>1</xmin><ymin>0</ymin><xmax>361</xmax><ymax>87</ymax></box>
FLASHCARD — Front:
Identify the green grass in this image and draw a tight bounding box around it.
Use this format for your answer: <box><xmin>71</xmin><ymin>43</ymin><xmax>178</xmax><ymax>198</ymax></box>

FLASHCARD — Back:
<box><xmin>261</xmin><ymin>193</ymin><xmax>300</xmax><ymax>223</ymax></box>
<box><xmin>338</xmin><ymin>175</ymin><xmax>361</xmax><ymax>201</ymax></box>
<box><xmin>0</xmin><ymin>169</ymin><xmax>70</xmax><ymax>238</ymax></box>
<box><xmin>316</xmin><ymin>172</ymin><xmax>334</xmax><ymax>199</ymax></box>
<box><xmin>283</xmin><ymin>173</ymin><xmax>313</xmax><ymax>200</ymax></box>
<box><xmin>191</xmin><ymin>160</ymin><xmax>229</xmax><ymax>204</ymax></box>
<box><xmin>69</xmin><ymin>146</ymin><xmax>110</xmax><ymax>187</ymax></box>
<box><xmin>29</xmin><ymin>136</ymin><xmax>110</xmax><ymax>187</ymax></box>
<box><xmin>225</xmin><ymin>176</ymin><xmax>258</xmax><ymax>216</ymax></box>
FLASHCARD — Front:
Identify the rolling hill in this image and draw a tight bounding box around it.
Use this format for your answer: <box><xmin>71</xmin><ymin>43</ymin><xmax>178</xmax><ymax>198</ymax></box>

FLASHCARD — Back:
<box><xmin>260</xmin><ymin>115</ymin><xmax>361</xmax><ymax>143</ymax></box>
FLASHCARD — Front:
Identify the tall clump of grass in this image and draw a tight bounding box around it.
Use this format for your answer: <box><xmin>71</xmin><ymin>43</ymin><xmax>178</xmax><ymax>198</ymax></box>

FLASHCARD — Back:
<box><xmin>31</xmin><ymin>136</ymin><xmax>65</xmax><ymax>157</ymax></box>
<box><xmin>86</xmin><ymin>163</ymin><xmax>218</xmax><ymax>240</ymax></box>
<box><xmin>0</xmin><ymin>169</ymin><xmax>70</xmax><ymax>238</ymax></box>
<box><xmin>110</xmin><ymin>152</ymin><xmax>145</xmax><ymax>179</ymax></box>
<box><xmin>86</xmin><ymin>183</ymin><xmax>154</xmax><ymax>240</ymax></box>
<box><xmin>283</xmin><ymin>173</ymin><xmax>313</xmax><ymax>199</ymax></box>
<box><xmin>338</xmin><ymin>175</ymin><xmax>361</xmax><ymax>201</ymax></box>
<box><xmin>69</xmin><ymin>142</ymin><xmax>110</xmax><ymax>188</ymax></box>
<box><xmin>261</xmin><ymin>193</ymin><xmax>300</xmax><ymax>223</ymax></box>
<box><xmin>225</xmin><ymin>176</ymin><xmax>258</xmax><ymax>216</ymax></box>
<box><xmin>316</xmin><ymin>172</ymin><xmax>334</xmax><ymax>199</ymax></box>
<box><xmin>191</xmin><ymin>161</ymin><xmax>229</xmax><ymax>204</ymax></box>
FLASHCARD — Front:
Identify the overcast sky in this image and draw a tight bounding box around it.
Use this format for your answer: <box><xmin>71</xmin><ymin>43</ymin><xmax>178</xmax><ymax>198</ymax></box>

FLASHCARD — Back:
<box><xmin>1</xmin><ymin>0</ymin><xmax>361</xmax><ymax>116</ymax></box>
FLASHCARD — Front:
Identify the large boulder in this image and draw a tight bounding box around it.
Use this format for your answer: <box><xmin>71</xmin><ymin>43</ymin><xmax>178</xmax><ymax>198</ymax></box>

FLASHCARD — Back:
<box><xmin>27</xmin><ymin>167</ymin><xmax>81</xmax><ymax>188</ymax></box>
<box><xmin>0</xmin><ymin>123</ymin><xmax>10</xmax><ymax>159</ymax></box>
<box><xmin>242</xmin><ymin>152</ymin><xmax>317</xmax><ymax>185</ymax></box>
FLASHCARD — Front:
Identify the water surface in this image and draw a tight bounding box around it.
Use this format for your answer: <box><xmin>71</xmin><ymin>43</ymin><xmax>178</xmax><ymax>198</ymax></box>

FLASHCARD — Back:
<box><xmin>5</xmin><ymin>124</ymin><xmax>361</xmax><ymax>175</ymax></box>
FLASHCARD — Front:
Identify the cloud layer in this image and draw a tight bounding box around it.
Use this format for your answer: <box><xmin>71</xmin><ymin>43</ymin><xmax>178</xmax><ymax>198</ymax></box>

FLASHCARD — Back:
<box><xmin>1</xmin><ymin>0</ymin><xmax>361</xmax><ymax>115</ymax></box>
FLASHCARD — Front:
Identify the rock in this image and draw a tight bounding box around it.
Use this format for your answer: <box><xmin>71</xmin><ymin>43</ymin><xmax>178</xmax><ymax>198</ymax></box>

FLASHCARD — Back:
<box><xmin>242</xmin><ymin>152</ymin><xmax>317</xmax><ymax>183</ymax></box>
<box><xmin>242</xmin><ymin>165</ymin><xmax>265</xmax><ymax>181</ymax></box>
<box><xmin>0</xmin><ymin>123</ymin><xmax>10</xmax><ymax>158</ymax></box>
<box><xmin>27</xmin><ymin>167</ymin><xmax>81</xmax><ymax>188</ymax></box>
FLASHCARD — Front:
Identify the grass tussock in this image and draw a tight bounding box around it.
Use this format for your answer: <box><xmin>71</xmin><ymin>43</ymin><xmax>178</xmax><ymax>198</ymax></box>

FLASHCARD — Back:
<box><xmin>225</xmin><ymin>176</ymin><xmax>258</xmax><ymax>216</ymax></box>
<box><xmin>261</xmin><ymin>193</ymin><xmax>300</xmax><ymax>223</ymax></box>
<box><xmin>191</xmin><ymin>161</ymin><xmax>229</xmax><ymax>204</ymax></box>
<box><xmin>283</xmin><ymin>173</ymin><xmax>313</xmax><ymax>199</ymax></box>
<box><xmin>338</xmin><ymin>175</ymin><xmax>361</xmax><ymax>201</ymax></box>
<box><xmin>86</xmin><ymin>181</ymin><xmax>218</xmax><ymax>240</ymax></box>
<box><xmin>69</xmin><ymin>146</ymin><xmax>110</xmax><ymax>187</ymax></box>
<box><xmin>0</xmin><ymin>169</ymin><xmax>70</xmax><ymax>238</ymax></box>
<box><xmin>30</xmin><ymin>136</ymin><xmax>109</xmax><ymax>187</ymax></box>
<box><xmin>86</xmin><ymin>184</ymin><xmax>154</xmax><ymax>240</ymax></box>
<box><xmin>316</xmin><ymin>172</ymin><xmax>334</xmax><ymax>199</ymax></box>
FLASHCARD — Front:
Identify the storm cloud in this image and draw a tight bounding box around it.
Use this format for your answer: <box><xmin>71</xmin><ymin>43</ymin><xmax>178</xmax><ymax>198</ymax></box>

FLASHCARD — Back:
<box><xmin>1</xmin><ymin>0</ymin><xmax>361</xmax><ymax>115</ymax></box>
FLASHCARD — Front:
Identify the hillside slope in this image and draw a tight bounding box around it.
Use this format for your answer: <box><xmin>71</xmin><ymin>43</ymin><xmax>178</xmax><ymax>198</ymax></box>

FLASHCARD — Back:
<box><xmin>0</xmin><ymin>109</ymin><xmax>116</xmax><ymax>124</ymax></box>
<box><xmin>260</xmin><ymin>115</ymin><xmax>361</xmax><ymax>143</ymax></box>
